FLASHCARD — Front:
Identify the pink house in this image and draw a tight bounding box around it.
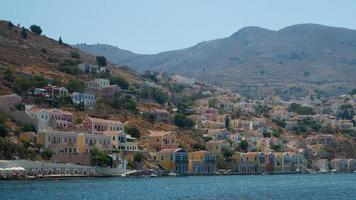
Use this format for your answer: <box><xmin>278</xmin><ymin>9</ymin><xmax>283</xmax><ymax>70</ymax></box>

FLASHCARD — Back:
<box><xmin>82</xmin><ymin>117</ymin><xmax>123</xmax><ymax>133</ymax></box>
<box><xmin>49</xmin><ymin>109</ymin><xmax>73</xmax><ymax>130</ymax></box>
<box><xmin>101</xmin><ymin>85</ymin><xmax>121</xmax><ymax>97</ymax></box>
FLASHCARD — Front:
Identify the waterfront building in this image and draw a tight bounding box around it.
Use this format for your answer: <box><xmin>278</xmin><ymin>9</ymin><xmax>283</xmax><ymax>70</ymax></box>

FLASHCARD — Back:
<box><xmin>314</xmin><ymin>159</ymin><xmax>329</xmax><ymax>172</ymax></box>
<box><xmin>188</xmin><ymin>150</ymin><xmax>216</xmax><ymax>175</ymax></box>
<box><xmin>156</xmin><ymin>148</ymin><xmax>189</xmax><ymax>175</ymax></box>
<box><xmin>239</xmin><ymin>152</ymin><xmax>257</xmax><ymax>174</ymax></box>
<box><xmin>266</xmin><ymin>152</ymin><xmax>275</xmax><ymax>173</ymax></box>
<box><xmin>282</xmin><ymin>152</ymin><xmax>292</xmax><ymax>173</ymax></box>
<box><xmin>256</xmin><ymin>152</ymin><xmax>266</xmax><ymax>174</ymax></box>
<box><xmin>330</xmin><ymin>159</ymin><xmax>349</xmax><ymax>172</ymax></box>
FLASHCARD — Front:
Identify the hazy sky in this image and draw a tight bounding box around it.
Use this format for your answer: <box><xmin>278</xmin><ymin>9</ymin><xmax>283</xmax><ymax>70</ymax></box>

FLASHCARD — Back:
<box><xmin>1</xmin><ymin>0</ymin><xmax>356</xmax><ymax>54</ymax></box>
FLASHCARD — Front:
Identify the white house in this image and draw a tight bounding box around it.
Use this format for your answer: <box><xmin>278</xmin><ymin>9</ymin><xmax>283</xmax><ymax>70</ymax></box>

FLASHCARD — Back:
<box><xmin>71</xmin><ymin>92</ymin><xmax>96</xmax><ymax>106</ymax></box>
<box><xmin>87</xmin><ymin>78</ymin><xmax>110</xmax><ymax>91</ymax></box>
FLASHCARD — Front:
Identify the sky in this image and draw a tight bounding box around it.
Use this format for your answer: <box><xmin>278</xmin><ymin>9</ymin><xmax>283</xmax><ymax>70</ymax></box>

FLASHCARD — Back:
<box><xmin>1</xmin><ymin>0</ymin><xmax>356</xmax><ymax>54</ymax></box>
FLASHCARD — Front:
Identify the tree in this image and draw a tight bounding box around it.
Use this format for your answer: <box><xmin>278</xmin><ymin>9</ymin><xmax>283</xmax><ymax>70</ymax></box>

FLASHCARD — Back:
<box><xmin>7</xmin><ymin>21</ymin><xmax>14</xmax><ymax>29</ymax></box>
<box><xmin>350</xmin><ymin>89</ymin><xmax>356</xmax><ymax>95</ymax></box>
<box><xmin>13</xmin><ymin>76</ymin><xmax>32</xmax><ymax>94</ymax></box>
<box><xmin>21</xmin><ymin>123</ymin><xmax>36</xmax><ymax>132</ymax></box>
<box><xmin>109</xmin><ymin>76</ymin><xmax>129</xmax><ymax>90</ymax></box>
<box><xmin>30</xmin><ymin>25</ymin><xmax>42</xmax><ymax>35</ymax></box>
<box><xmin>263</xmin><ymin>131</ymin><xmax>271</xmax><ymax>138</ymax></box>
<box><xmin>20</xmin><ymin>27</ymin><xmax>27</xmax><ymax>39</ymax></box>
<box><xmin>90</xmin><ymin>148</ymin><xmax>113</xmax><ymax>167</ymax></box>
<box><xmin>66</xmin><ymin>80</ymin><xmax>85</xmax><ymax>93</ymax></box>
<box><xmin>174</xmin><ymin>113</ymin><xmax>195</xmax><ymax>128</ymax></box>
<box><xmin>58</xmin><ymin>59</ymin><xmax>82</xmax><ymax>75</ymax></box>
<box><xmin>221</xmin><ymin>148</ymin><xmax>234</xmax><ymax>161</ymax></box>
<box><xmin>0</xmin><ymin>124</ymin><xmax>7</xmax><ymax>137</ymax></box>
<box><xmin>96</xmin><ymin>56</ymin><xmax>107</xmax><ymax>66</ymax></box>
<box><xmin>3</xmin><ymin>67</ymin><xmax>15</xmax><ymax>82</ymax></box>
<box><xmin>58</xmin><ymin>36</ymin><xmax>63</xmax><ymax>45</ymax></box>
<box><xmin>239</xmin><ymin>140</ymin><xmax>248</xmax><ymax>152</ymax></box>
<box><xmin>123</xmin><ymin>98</ymin><xmax>137</xmax><ymax>111</ymax></box>
<box><xmin>40</xmin><ymin>149</ymin><xmax>53</xmax><ymax>160</ymax></box>
<box><xmin>33</xmin><ymin>75</ymin><xmax>48</xmax><ymax>88</ymax></box>
<box><xmin>225</xmin><ymin>116</ymin><xmax>230</xmax><ymax>130</ymax></box>
<box><xmin>338</xmin><ymin>103</ymin><xmax>354</xmax><ymax>120</ymax></box>
<box><xmin>70</xmin><ymin>51</ymin><xmax>80</xmax><ymax>59</ymax></box>
<box><xmin>288</xmin><ymin>103</ymin><xmax>316</xmax><ymax>115</ymax></box>
<box><xmin>124</xmin><ymin>124</ymin><xmax>141</xmax><ymax>138</ymax></box>
<box><xmin>134</xmin><ymin>153</ymin><xmax>144</xmax><ymax>163</ymax></box>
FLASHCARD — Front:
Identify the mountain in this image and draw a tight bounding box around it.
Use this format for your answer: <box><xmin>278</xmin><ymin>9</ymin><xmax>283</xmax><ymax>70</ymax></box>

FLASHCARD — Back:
<box><xmin>75</xmin><ymin>24</ymin><xmax>356</xmax><ymax>96</ymax></box>
<box><xmin>74</xmin><ymin>44</ymin><xmax>143</xmax><ymax>64</ymax></box>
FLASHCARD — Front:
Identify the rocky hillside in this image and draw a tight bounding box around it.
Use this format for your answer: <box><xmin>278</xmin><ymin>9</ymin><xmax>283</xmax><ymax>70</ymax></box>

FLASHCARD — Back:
<box><xmin>0</xmin><ymin>20</ymin><xmax>139</xmax><ymax>91</ymax></box>
<box><xmin>76</xmin><ymin>24</ymin><xmax>356</xmax><ymax>96</ymax></box>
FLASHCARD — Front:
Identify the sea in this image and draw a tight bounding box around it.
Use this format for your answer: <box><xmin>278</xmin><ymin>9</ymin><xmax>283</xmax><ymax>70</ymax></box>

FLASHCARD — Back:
<box><xmin>1</xmin><ymin>174</ymin><xmax>356</xmax><ymax>200</ymax></box>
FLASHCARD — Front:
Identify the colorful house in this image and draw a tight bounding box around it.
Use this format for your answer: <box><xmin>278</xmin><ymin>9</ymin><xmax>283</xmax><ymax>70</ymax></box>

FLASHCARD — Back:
<box><xmin>82</xmin><ymin>117</ymin><xmax>123</xmax><ymax>133</ymax></box>
<box><xmin>265</xmin><ymin>152</ymin><xmax>275</xmax><ymax>173</ymax></box>
<box><xmin>205</xmin><ymin>140</ymin><xmax>230</xmax><ymax>154</ymax></box>
<box><xmin>71</xmin><ymin>92</ymin><xmax>96</xmax><ymax>106</ymax></box>
<box><xmin>256</xmin><ymin>152</ymin><xmax>266</xmax><ymax>174</ymax></box>
<box><xmin>282</xmin><ymin>152</ymin><xmax>292</xmax><ymax>173</ymax></box>
<box><xmin>156</xmin><ymin>148</ymin><xmax>189</xmax><ymax>175</ymax></box>
<box><xmin>239</xmin><ymin>152</ymin><xmax>257</xmax><ymax>174</ymax></box>
<box><xmin>189</xmin><ymin>150</ymin><xmax>216</xmax><ymax>175</ymax></box>
<box><xmin>146</xmin><ymin>130</ymin><xmax>177</xmax><ymax>151</ymax></box>
<box><xmin>207</xmin><ymin>129</ymin><xmax>230</xmax><ymax>140</ymax></box>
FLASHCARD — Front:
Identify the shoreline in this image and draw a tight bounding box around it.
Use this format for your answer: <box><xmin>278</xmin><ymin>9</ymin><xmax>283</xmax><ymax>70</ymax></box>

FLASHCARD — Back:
<box><xmin>1</xmin><ymin>171</ymin><xmax>354</xmax><ymax>181</ymax></box>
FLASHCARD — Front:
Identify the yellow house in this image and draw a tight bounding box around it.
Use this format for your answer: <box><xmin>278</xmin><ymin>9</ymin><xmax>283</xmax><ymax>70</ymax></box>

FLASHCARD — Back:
<box><xmin>239</xmin><ymin>152</ymin><xmax>258</xmax><ymax>174</ymax></box>
<box><xmin>156</xmin><ymin>148</ymin><xmax>189</xmax><ymax>175</ymax></box>
<box><xmin>38</xmin><ymin>130</ymin><xmax>112</xmax><ymax>154</ymax></box>
<box><xmin>205</xmin><ymin>140</ymin><xmax>230</xmax><ymax>154</ymax></box>
<box><xmin>188</xmin><ymin>150</ymin><xmax>216</xmax><ymax>175</ymax></box>
<box><xmin>147</xmin><ymin>130</ymin><xmax>177</xmax><ymax>151</ymax></box>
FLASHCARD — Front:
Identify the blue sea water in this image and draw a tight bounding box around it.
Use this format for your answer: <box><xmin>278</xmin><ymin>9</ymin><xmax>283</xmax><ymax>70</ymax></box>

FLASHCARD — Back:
<box><xmin>1</xmin><ymin>174</ymin><xmax>356</xmax><ymax>200</ymax></box>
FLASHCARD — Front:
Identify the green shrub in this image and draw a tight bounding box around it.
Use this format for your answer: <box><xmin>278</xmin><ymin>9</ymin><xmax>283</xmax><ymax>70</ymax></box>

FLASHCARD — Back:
<box><xmin>174</xmin><ymin>113</ymin><xmax>195</xmax><ymax>128</ymax></box>
<box><xmin>3</xmin><ymin>67</ymin><xmax>15</xmax><ymax>82</ymax></box>
<box><xmin>21</xmin><ymin>123</ymin><xmax>36</xmax><ymax>132</ymax></box>
<box><xmin>30</xmin><ymin>25</ymin><xmax>42</xmax><ymax>35</ymax></box>
<box><xmin>20</xmin><ymin>27</ymin><xmax>27</xmax><ymax>39</ymax></box>
<box><xmin>13</xmin><ymin>76</ymin><xmax>32</xmax><ymax>94</ymax></box>
<box><xmin>66</xmin><ymin>80</ymin><xmax>85</xmax><ymax>93</ymax></box>
<box><xmin>288</xmin><ymin>103</ymin><xmax>316</xmax><ymax>115</ymax></box>
<box><xmin>124</xmin><ymin>125</ymin><xmax>141</xmax><ymax>138</ymax></box>
<box><xmin>70</xmin><ymin>51</ymin><xmax>80</xmax><ymax>59</ymax></box>
<box><xmin>96</xmin><ymin>56</ymin><xmax>107</xmax><ymax>66</ymax></box>
<box><xmin>109</xmin><ymin>76</ymin><xmax>129</xmax><ymax>90</ymax></box>
<box><xmin>58</xmin><ymin>59</ymin><xmax>82</xmax><ymax>75</ymax></box>
<box><xmin>7</xmin><ymin>21</ymin><xmax>14</xmax><ymax>29</ymax></box>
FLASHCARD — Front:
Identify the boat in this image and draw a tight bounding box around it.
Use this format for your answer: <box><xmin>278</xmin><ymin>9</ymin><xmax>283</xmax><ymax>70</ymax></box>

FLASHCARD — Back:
<box><xmin>168</xmin><ymin>172</ymin><xmax>178</xmax><ymax>176</ymax></box>
<box><xmin>150</xmin><ymin>173</ymin><xmax>158</xmax><ymax>177</ymax></box>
